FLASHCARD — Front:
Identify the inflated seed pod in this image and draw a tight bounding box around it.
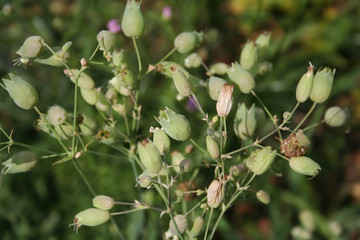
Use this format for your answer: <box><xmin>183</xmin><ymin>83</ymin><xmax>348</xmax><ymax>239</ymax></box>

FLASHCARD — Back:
<box><xmin>121</xmin><ymin>0</ymin><xmax>145</xmax><ymax>38</ymax></box>
<box><xmin>171</xmin><ymin>151</ymin><xmax>185</xmax><ymax>173</ymax></box>
<box><xmin>47</xmin><ymin>105</ymin><xmax>67</xmax><ymax>125</ymax></box>
<box><xmin>256</xmin><ymin>190</ymin><xmax>270</xmax><ymax>204</ymax></box>
<box><xmin>189</xmin><ymin>216</ymin><xmax>204</xmax><ymax>237</ymax></box>
<box><xmin>234</xmin><ymin>103</ymin><xmax>256</xmax><ymax>140</ymax></box>
<box><xmin>324</xmin><ymin>106</ymin><xmax>348</xmax><ymax>127</ymax></box>
<box><xmin>66</xmin><ymin>69</ymin><xmax>95</xmax><ymax>89</ymax></box>
<box><xmin>73</xmin><ymin>208</ymin><xmax>110</xmax><ymax>228</ymax></box>
<box><xmin>184</xmin><ymin>53</ymin><xmax>202</xmax><ymax>68</ymax></box>
<box><xmin>97</xmin><ymin>30</ymin><xmax>116</xmax><ymax>52</ymax></box>
<box><xmin>226</xmin><ymin>62</ymin><xmax>255</xmax><ymax>94</ymax></box>
<box><xmin>206</xmin><ymin>135</ymin><xmax>219</xmax><ymax>159</ymax></box>
<box><xmin>174</xmin><ymin>31</ymin><xmax>203</xmax><ymax>54</ymax></box>
<box><xmin>296</xmin><ymin>65</ymin><xmax>314</xmax><ymax>102</ymax></box>
<box><xmin>172</xmin><ymin>68</ymin><xmax>192</xmax><ymax>97</ymax></box>
<box><xmin>240</xmin><ymin>41</ymin><xmax>257</xmax><ymax>70</ymax></box>
<box><xmin>1</xmin><ymin>151</ymin><xmax>37</xmax><ymax>174</ymax></box>
<box><xmin>246</xmin><ymin>147</ymin><xmax>276</xmax><ymax>175</ymax></box>
<box><xmin>310</xmin><ymin>67</ymin><xmax>335</xmax><ymax>104</ymax></box>
<box><xmin>207</xmin><ymin>179</ymin><xmax>223</xmax><ymax>208</ymax></box>
<box><xmin>153</xmin><ymin>128</ymin><xmax>170</xmax><ymax>155</ymax></box>
<box><xmin>92</xmin><ymin>195</ymin><xmax>114</xmax><ymax>210</ymax></box>
<box><xmin>137</xmin><ymin>139</ymin><xmax>162</xmax><ymax>174</ymax></box>
<box><xmin>289</xmin><ymin>156</ymin><xmax>321</xmax><ymax>177</ymax></box>
<box><xmin>16</xmin><ymin>35</ymin><xmax>44</xmax><ymax>59</ymax></box>
<box><xmin>156</xmin><ymin>107</ymin><xmax>191</xmax><ymax>141</ymax></box>
<box><xmin>208</xmin><ymin>76</ymin><xmax>227</xmax><ymax>101</ymax></box>
<box><xmin>169</xmin><ymin>214</ymin><xmax>188</xmax><ymax>236</ymax></box>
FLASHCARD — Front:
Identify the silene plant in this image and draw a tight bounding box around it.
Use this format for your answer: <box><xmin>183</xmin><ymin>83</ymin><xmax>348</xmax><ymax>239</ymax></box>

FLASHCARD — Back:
<box><xmin>0</xmin><ymin>1</ymin><xmax>349</xmax><ymax>239</ymax></box>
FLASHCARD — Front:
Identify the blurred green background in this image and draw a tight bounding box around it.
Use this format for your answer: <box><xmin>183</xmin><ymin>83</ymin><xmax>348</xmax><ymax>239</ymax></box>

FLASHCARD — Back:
<box><xmin>0</xmin><ymin>0</ymin><xmax>360</xmax><ymax>239</ymax></box>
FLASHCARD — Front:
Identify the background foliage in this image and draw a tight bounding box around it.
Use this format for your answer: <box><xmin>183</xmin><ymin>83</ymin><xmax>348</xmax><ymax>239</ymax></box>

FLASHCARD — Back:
<box><xmin>0</xmin><ymin>0</ymin><xmax>360</xmax><ymax>239</ymax></box>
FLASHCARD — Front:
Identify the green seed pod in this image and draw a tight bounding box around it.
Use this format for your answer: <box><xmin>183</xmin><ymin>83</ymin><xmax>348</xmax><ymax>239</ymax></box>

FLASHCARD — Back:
<box><xmin>160</xmin><ymin>61</ymin><xmax>191</xmax><ymax>78</ymax></box>
<box><xmin>189</xmin><ymin>216</ymin><xmax>204</xmax><ymax>237</ymax></box>
<box><xmin>35</xmin><ymin>49</ymin><xmax>70</xmax><ymax>67</ymax></box>
<box><xmin>153</xmin><ymin>128</ymin><xmax>170</xmax><ymax>155</ymax></box>
<box><xmin>97</xmin><ymin>30</ymin><xmax>116</xmax><ymax>52</ymax></box>
<box><xmin>209</xmin><ymin>62</ymin><xmax>228</xmax><ymax>75</ymax></box>
<box><xmin>208</xmin><ymin>76</ymin><xmax>227</xmax><ymax>101</ymax></box>
<box><xmin>174</xmin><ymin>31</ymin><xmax>203</xmax><ymax>54</ymax></box>
<box><xmin>172</xmin><ymin>67</ymin><xmax>192</xmax><ymax>97</ymax></box>
<box><xmin>256</xmin><ymin>190</ymin><xmax>270</xmax><ymax>204</ymax></box>
<box><xmin>169</xmin><ymin>214</ymin><xmax>188</xmax><ymax>236</ymax></box>
<box><xmin>324</xmin><ymin>106</ymin><xmax>348</xmax><ymax>127</ymax></box>
<box><xmin>3</xmin><ymin>73</ymin><xmax>38</xmax><ymax>110</ymax></box>
<box><xmin>95</xmin><ymin>90</ymin><xmax>110</xmax><ymax>113</ymax></box>
<box><xmin>207</xmin><ymin>179</ymin><xmax>223</xmax><ymax>208</ymax></box>
<box><xmin>121</xmin><ymin>0</ymin><xmax>145</xmax><ymax>38</ymax></box>
<box><xmin>92</xmin><ymin>195</ymin><xmax>114</xmax><ymax>210</ymax></box>
<box><xmin>234</xmin><ymin>103</ymin><xmax>256</xmax><ymax>140</ymax></box>
<box><xmin>184</xmin><ymin>53</ymin><xmax>202</xmax><ymax>68</ymax></box>
<box><xmin>206</xmin><ymin>135</ymin><xmax>219</xmax><ymax>159</ymax></box>
<box><xmin>295</xmin><ymin>130</ymin><xmax>310</xmax><ymax>147</ymax></box>
<box><xmin>61</xmin><ymin>41</ymin><xmax>72</xmax><ymax>52</ymax></box>
<box><xmin>310</xmin><ymin>67</ymin><xmax>335</xmax><ymax>104</ymax></box>
<box><xmin>216</xmin><ymin>83</ymin><xmax>234</xmax><ymax>117</ymax></box>
<box><xmin>138</xmin><ymin>173</ymin><xmax>152</xmax><ymax>188</ymax></box>
<box><xmin>289</xmin><ymin>156</ymin><xmax>321</xmax><ymax>176</ymax></box>
<box><xmin>240</xmin><ymin>41</ymin><xmax>257</xmax><ymax>70</ymax></box>
<box><xmin>156</xmin><ymin>107</ymin><xmax>191</xmax><ymax>141</ymax></box>
<box><xmin>112</xmin><ymin>50</ymin><xmax>127</xmax><ymax>68</ymax></box>
<box><xmin>296</xmin><ymin>65</ymin><xmax>314</xmax><ymax>102</ymax></box>
<box><xmin>47</xmin><ymin>105</ymin><xmax>67</xmax><ymax>125</ymax></box>
<box><xmin>122</xmin><ymin>69</ymin><xmax>136</xmax><ymax>90</ymax></box>
<box><xmin>54</xmin><ymin>124</ymin><xmax>74</xmax><ymax>140</ymax></box>
<box><xmin>78</xmin><ymin>114</ymin><xmax>96</xmax><ymax>136</ymax></box>
<box><xmin>66</xmin><ymin>69</ymin><xmax>95</xmax><ymax>89</ymax></box>
<box><xmin>73</xmin><ymin>208</ymin><xmax>110</xmax><ymax>227</ymax></box>
<box><xmin>171</xmin><ymin>151</ymin><xmax>185</xmax><ymax>173</ymax></box>
<box><xmin>1</xmin><ymin>151</ymin><xmax>37</xmax><ymax>174</ymax></box>
<box><xmin>105</xmin><ymin>88</ymin><xmax>118</xmax><ymax>103</ymax></box>
<box><xmin>137</xmin><ymin>139</ymin><xmax>162</xmax><ymax>174</ymax></box>
<box><xmin>16</xmin><ymin>35</ymin><xmax>44</xmax><ymax>58</ymax></box>
<box><xmin>226</xmin><ymin>62</ymin><xmax>255</xmax><ymax>94</ymax></box>
<box><xmin>112</xmin><ymin>104</ymin><xmax>126</xmax><ymax>115</ymax></box>
<box><xmin>246</xmin><ymin>147</ymin><xmax>276</xmax><ymax>175</ymax></box>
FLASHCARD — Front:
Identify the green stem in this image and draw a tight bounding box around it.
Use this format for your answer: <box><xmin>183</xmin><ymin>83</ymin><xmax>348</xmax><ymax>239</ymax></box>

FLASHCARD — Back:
<box><xmin>71</xmin><ymin>159</ymin><xmax>96</xmax><ymax>196</ymax></box>
<box><xmin>294</xmin><ymin>102</ymin><xmax>317</xmax><ymax>132</ymax></box>
<box><xmin>111</xmin><ymin>208</ymin><xmax>148</xmax><ymax>216</ymax></box>
<box><xmin>132</xmin><ymin>37</ymin><xmax>142</xmax><ymax>74</ymax></box>
<box><xmin>13</xmin><ymin>141</ymin><xmax>57</xmax><ymax>154</ymax></box>
<box><xmin>145</xmin><ymin>47</ymin><xmax>177</xmax><ymax>75</ymax></box>
<box><xmin>204</xmin><ymin>207</ymin><xmax>214</xmax><ymax>240</ymax></box>
<box><xmin>303</xmin><ymin>119</ymin><xmax>325</xmax><ymax>132</ymax></box>
<box><xmin>0</xmin><ymin>125</ymin><xmax>10</xmax><ymax>139</ymax></box>
<box><xmin>184</xmin><ymin>196</ymin><xmax>207</xmax><ymax>217</ymax></box>
<box><xmin>88</xmin><ymin>44</ymin><xmax>100</xmax><ymax>62</ymax></box>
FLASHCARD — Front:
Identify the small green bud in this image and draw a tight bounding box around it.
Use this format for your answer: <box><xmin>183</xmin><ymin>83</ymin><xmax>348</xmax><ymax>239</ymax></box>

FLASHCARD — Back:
<box><xmin>246</xmin><ymin>147</ymin><xmax>276</xmax><ymax>175</ymax></box>
<box><xmin>78</xmin><ymin>114</ymin><xmax>96</xmax><ymax>136</ymax></box>
<box><xmin>65</xmin><ymin>69</ymin><xmax>95</xmax><ymax>89</ymax></box>
<box><xmin>255</xmin><ymin>32</ymin><xmax>271</xmax><ymax>49</ymax></box>
<box><xmin>226</xmin><ymin>62</ymin><xmax>255</xmax><ymax>94</ymax></box>
<box><xmin>92</xmin><ymin>195</ymin><xmax>114</xmax><ymax>210</ymax></box>
<box><xmin>234</xmin><ymin>103</ymin><xmax>256</xmax><ymax>140</ymax></box>
<box><xmin>207</xmin><ymin>179</ymin><xmax>223</xmax><ymax>208</ymax></box>
<box><xmin>97</xmin><ymin>30</ymin><xmax>116</xmax><ymax>52</ymax></box>
<box><xmin>156</xmin><ymin>107</ymin><xmax>191</xmax><ymax>141</ymax></box>
<box><xmin>174</xmin><ymin>31</ymin><xmax>203</xmax><ymax>54</ymax></box>
<box><xmin>172</xmin><ymin>67</ymin><xmax>192</xmax><ymax>97</ymax></box>
<box><xmin>324</xmin><ymin>106</ymin><xmax>348</xmax><ymax>127</ymax></box>
<box><xmin>47</xmin><ymin>105</ymin><xmax>67</xmax><ymax>125</ymax></box>
<box><xmin>189</xmin><ymin>216</ymin><xmax>204</xmax><ymax>237</ymax></box>
<box><xmin>137</xmin><ymin>139</ymin><xmax>162</xmax><ymax>174</ymax></box>
<box><xmin>137</xmin><ymin>173</ymin><xmax>152</xmax><ymax>188</ymax></box>
<box><xmin>296</xmin><ymin>64</ymin><xmax>314</xmax><ymax>102</ymax></box>
<box><xmin>206</xmin><ymin>135</ymin><xmax>219</xmax><ymax>159</ymax></box>
<box><xmin>184</xmin><ymin>53</ymin><xmax>202</xmax><ymax>68</ymax></box>
<box><xmin>289</xmin><ymin>156</ymin><xmax>321</xmax><ymax>176</ymax></box>
<box><xmin>208</xmin><ymin>76</ymin><xmax>227</xmax><ymax>101</ymax></box>
<box><xmin>2</xmin><ymin>73</ymin><xmax>38</xmax><ymax>110</ymax></box>
<box><xmin>121</xmin><ymin>0</ymin><xmax>145</xmax><ymax>38</ymax></box>
<box><xmin>16</xmin><ymin>35</ymin><xmax>44</xmax><ymax>59</ymax></box>
<box><xmin>256</xmin><ymin>190</ymin><xmax>270</xmax><ymax>204</ymax></box>
<box><xmin>169</xmin><ymin>214</ymin><xmax>188</xmax><ymax>236</ymax></box>
<box><xmin>240</xmin><ymin>41</ymin><xmax>257</xmax><ymax>70</ymax></box>
<box><xmin>171</xmin><ymin>151</ymin><xmax>185</xmax><ymax>173</ymax></box>
<box><xmin>310</xmin><ymin>67</ymin><xmax>335</xmax><ymax>103</ymax></box>
<box><xmin>1</xmin><ymin>151</ymin><xmax>37</xmax><ymax>174</ymax></box>
<box><xmin>153</xmin><ymin>128</ymin><xmax>170</xmax><ymax>155</ymax></box>
<box><xmin>216</xmin><ymin>83</ymin><xmax>234</xmax><ymax>117</ymax></box>
<box><xmin>209</xmin><ymin>62</ymin><xmax>228</xmax><ymax>75</ymax></box>
<box><xmin>72</xmin><ymin>208</ymin><xmax>110</xmax><ymax>229</ymax></box>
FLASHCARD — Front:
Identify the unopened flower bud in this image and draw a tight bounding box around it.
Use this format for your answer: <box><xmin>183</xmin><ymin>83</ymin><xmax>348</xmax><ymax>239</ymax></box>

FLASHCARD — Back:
<box><xmin>256</xmin><ymin>190</ymin><xmax>270</xmax><ymax>204</ymax></box>
<box><xmin>179</xmin><ymin>159</ymin><xmax>192</xmax><ymax>172</ymax></box>
<box><xmin>137</xmin><ymin>139</ymin><xmax>162</xmax><ymax>174</ymax></box>
<box><xmin>172</xmin><ymin>67</ymin><xmax>192</xmax><ymax>97</ymax></box>
<box><xmin>289</xmin><ymin>156</ymin><xmax>321</xmax><ymax>176</ymax></box>
<box><xmin>80</xmin><ymin>88</ymin><xmax>98</xmax><ymax>105</ymax></box>
<box><xmin>92</xmin><ymin>195</ymin><xmax>114</xmax><ymax>210</ymax></box>
<box><xmin>234</xmin><ymin>103</ymin><xmax>256</xmax><ymax>140</ymax></box>
<box><xmin>206</xmin><ymin>135</ymin><xmax>219</xmax><ymax>159</ymax></box>
<box><xmin>209</xmin><ymin>62</ymin><xmax>228</xmax><ymax>75</ymax></box>
<box><xmin>174</xmin><ymin>31</ymin><xmax>203</xmax><ymax>54</ymax></box>
<box><xmin>189</xmin><ymin>216</ymin><xmax>204</xmax><ymax>237</ymax></box>
<box><xmin>16</xmin><ymin>35</ymin><xmax>44</xmax><ymax>59</ymax></box>
<box><xmin>47</xmin><ymin>105</ymin><xmax>67</xmax><ymax>125</ymax></box>
<box><xmin>66</xmin><ymin>69</ymin><xmax>95</xmax><ymax>89</ymax></box>
<box><xmin>121</xmin><ymin>0</ymin><xmax>145</xmax><ymax>38</ymax></box>
<box><xmin>310</xmin><ymin>67</ymin><xmax>335</xmax><ymax>103</ymax></box>
<box><xmin>72</xmin><ymin>208</ymin><xmax>110</xmax><ymax>228</ymax></box>
<box><xmin>171</xmin><ymin>151</ymin><xmax>185</xmax><ymax>173</ymax></box>
<box><xmin>216</xmin><ymin>83</ymin><xmax>233</xmax><ymax>117</ymax></box>
<box><xmin>226</xmin><ymin>62</ymin><xmax>255</xmax><ymax>94</ymax></box>
<box><xmin>169</xmin><ymin>214</ymin><xmax>188</xmax><ymax>236</ymax></box>
<box><xmin>2</xmin><ymin>73</ymin><xmax>38</xmax><ymax>110</ymax></box>
<box><xmin>184</xmin><ymin>53</ymin><xmax>202</xmax><ymax>68</ymax></box>
<box><xmin>208</xmin><ymin>76</ymin><xmax>227</xmax><ymax>101</ymax></box>
<box><xmin>240</xmin><ymin>41</ymin><xmax>257</xmax><ymax>70</ymax></box>
<box><xmin>156</xmin><ymin>107</ymin><xmax>191</xmax><ymax>141</ymax></box>
<box><xmin>324</xmin><ymin>106</ymin><xmax>348</xmax><ymax>127</ymax></box>
<box><xmin>207</xmin><ymin>179</ymin><xmax>223</xmax><ymax>208</ymax></box>
<box><xmin>296</xmin><ymin>64</ymin><xmax>314</xmax><ymax>102</ymax></box>
<box><xmin>97</xmin><ymin>30</ymin><xmax>116</xmax><ymax>52</ymax></box>
<box><xmin>246</xmin><ymin>147</ymin><xmax>276</xmax><ymax>175</ymax></box>
<box><xmin>1</xmin><ymin>151</ymin><xmax>37</xmax><ymax>174</ymax></box>
<box><xmin>153</xmin><ymin>128</ymin><xmax>170</xmax><ymax>155</ymax></box>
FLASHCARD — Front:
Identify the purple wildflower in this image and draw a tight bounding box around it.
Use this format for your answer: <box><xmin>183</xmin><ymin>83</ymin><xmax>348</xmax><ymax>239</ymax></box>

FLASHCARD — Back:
<box><xmin>107</xmin><ymin>19</ymin><xmax>121</xmax><ymax>34</ymax></box>
<box><xmin>162</xmin><ymin>6</ymin><xmax>172</xmax><ymax>20</ymax></box>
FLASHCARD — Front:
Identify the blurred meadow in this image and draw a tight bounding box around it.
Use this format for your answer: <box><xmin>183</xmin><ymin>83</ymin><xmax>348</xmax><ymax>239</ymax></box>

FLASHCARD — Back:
<box><xmin>0</xmin><ymin>0</ymin><xmax>360</xmax><ymax>239</ymax></box>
